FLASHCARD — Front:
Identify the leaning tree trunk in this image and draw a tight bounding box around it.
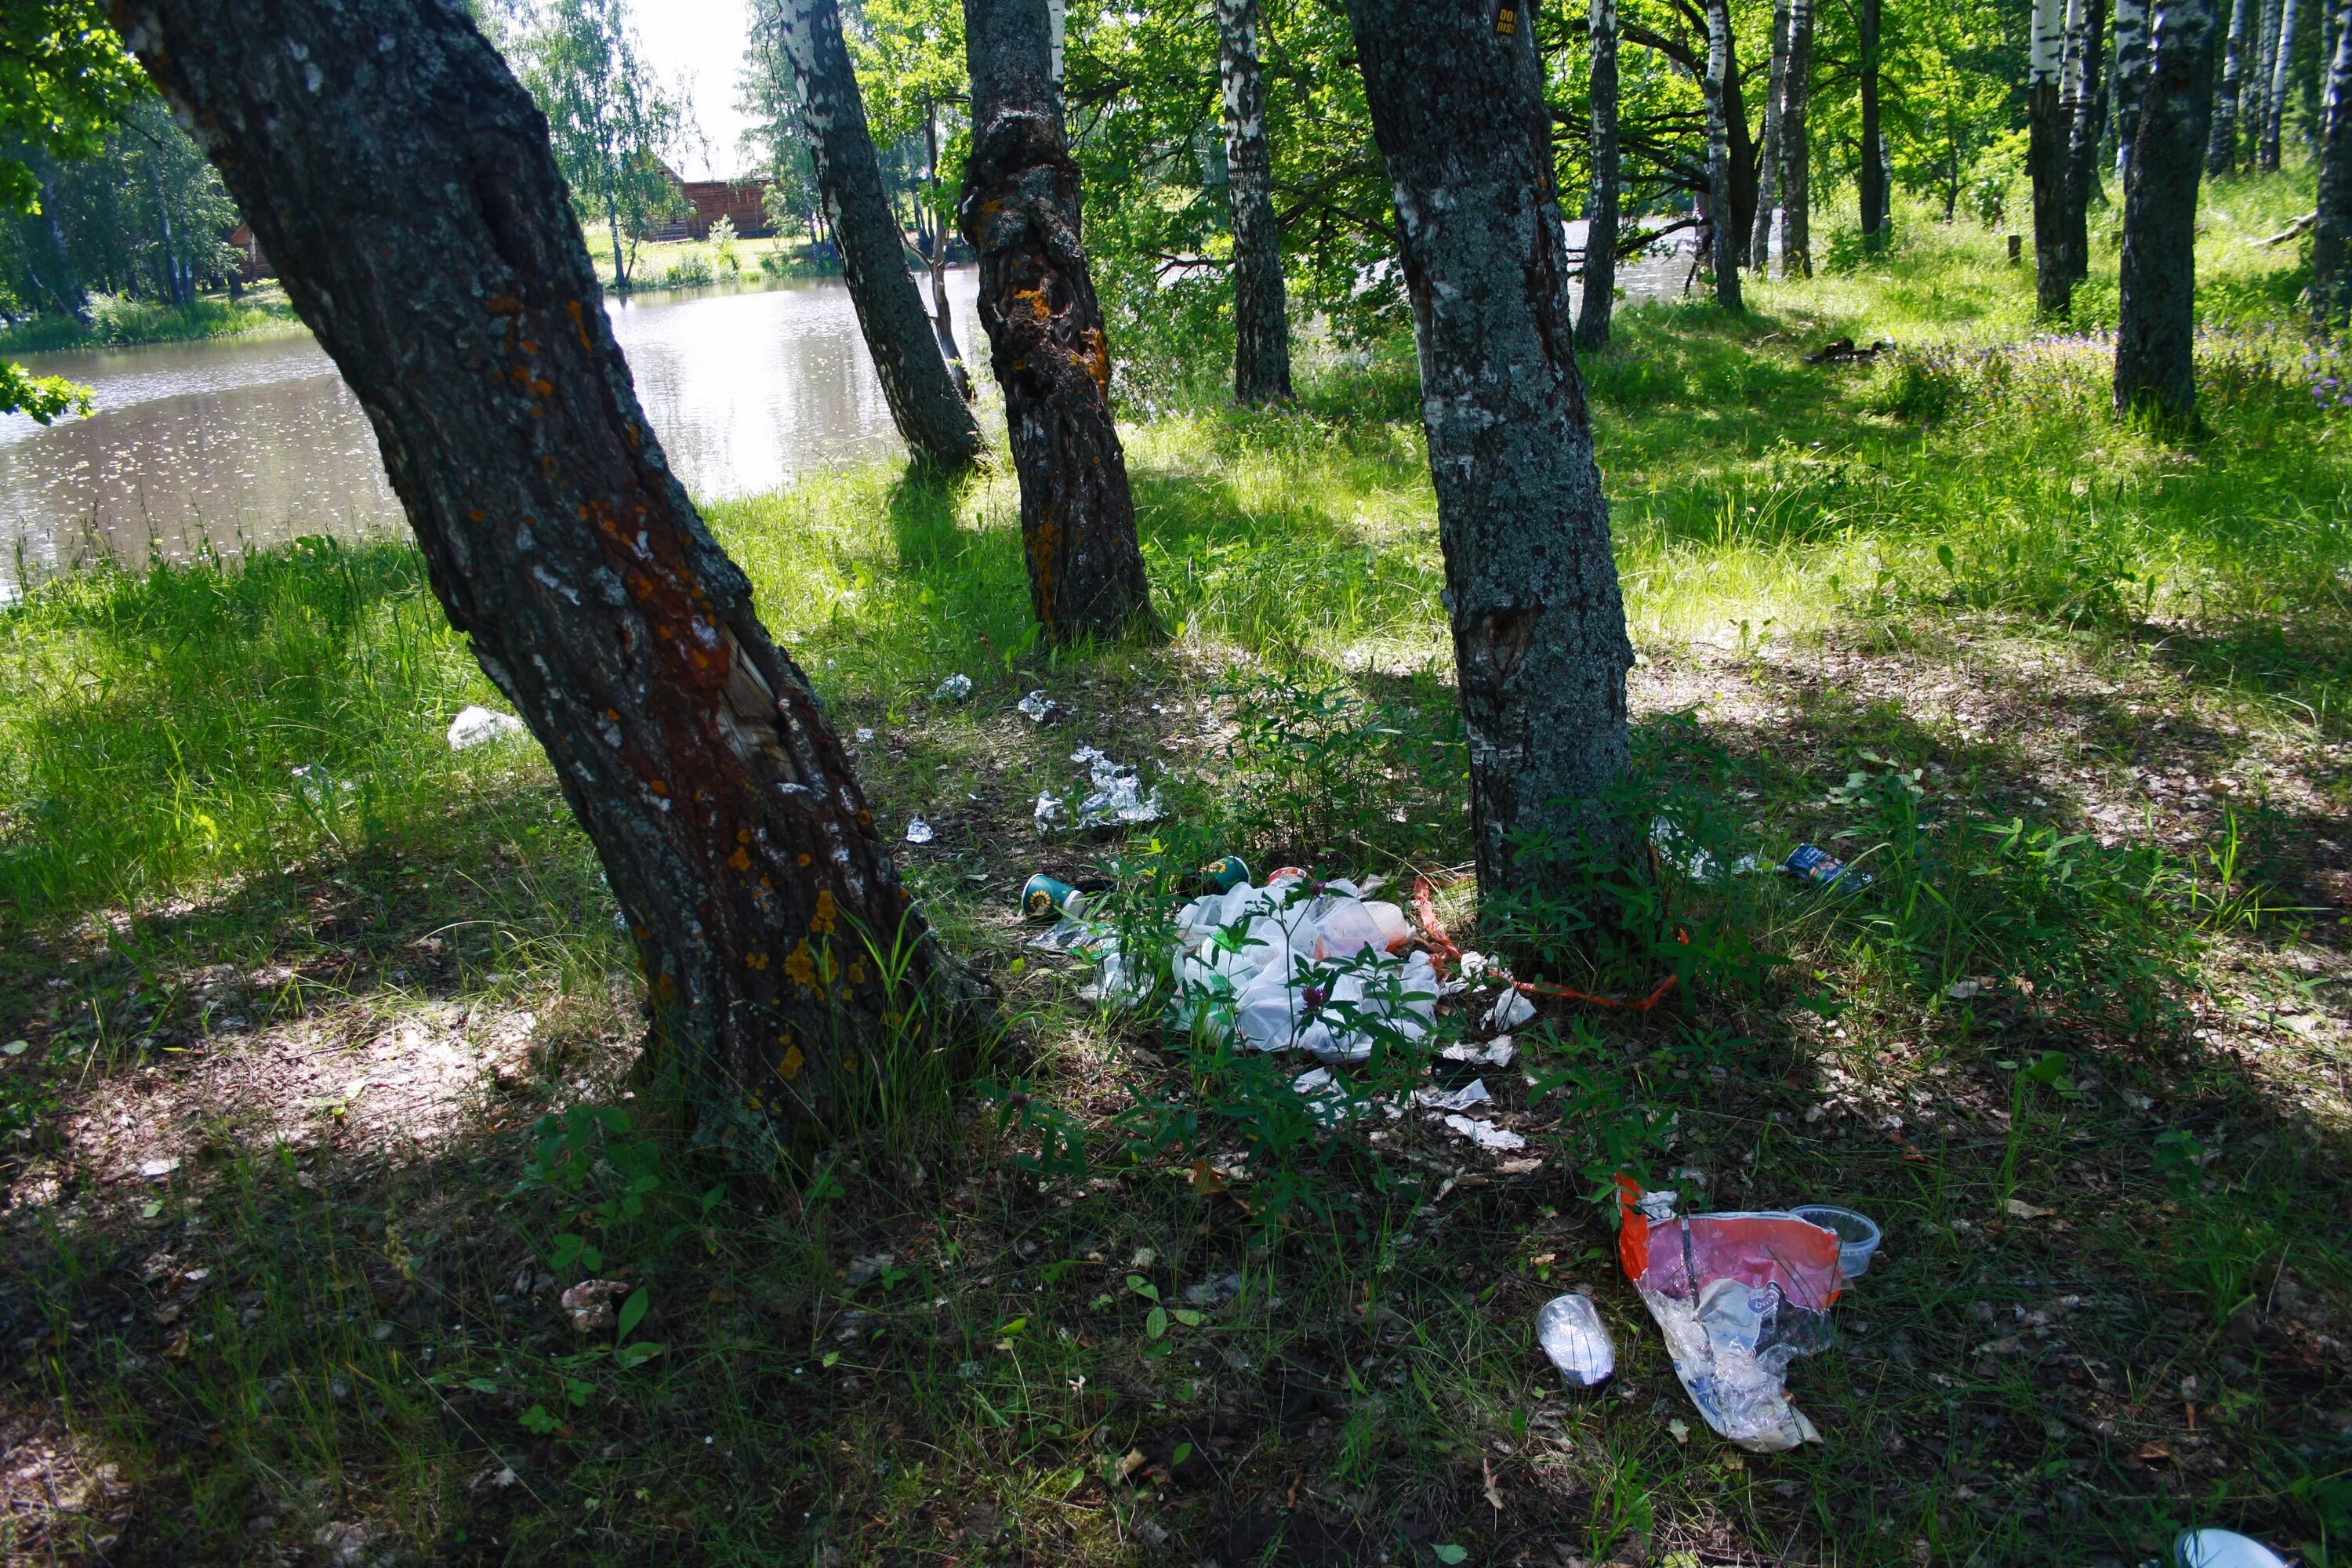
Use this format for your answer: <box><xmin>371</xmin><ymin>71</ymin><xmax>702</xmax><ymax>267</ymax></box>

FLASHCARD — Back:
<box><xmin>2031</xmin><ymin>0</ymin><xmax>2073</xmax><ymax>313</ymax></box>
<box><xmin>923</xmin><ymin>105</ymin><xmax>977</xmax><ymax>401</ymax></box>
<box><xmin>1859</xmin><ymin>0</ymin><xmax>1887</xmax><ymax>237</ymax></box>
<box><xmin>2116</xmin><ymin>0</ymin><xmax>2151</xmax><ymax>177</ymax></box>
<box><xmin>2210</xmin><ymin>0</ymin><xmax>2250</xmax><ymax>169</ymax></box>
<box><xmin>1341</xmin><ymin>0</ymin><xmax>1636</xmax><ymax>905</ymax></box>
<box><xmin>2117</xmin><ymin>0</ymin><xmax>2222</xmax><ymax>422</ymax></box>
<box><xmin>1217</xmin><ymin>0</ymin><xmax>1294</xmax><ymax>402</ymax></box>
<box><xmin>1578</xmin><ymin>0</ymin><xmax>1621</xmax><ymax>347</ymax></box>
<box><xmin>2063</xmin><ymin>0</ymin><xmax>2110</xmax><ymax>286</ymax></box>
<box><xmin>960</xmin><ymin>0</ymin><xmax>1156</xmax><ymax>640</ymax></box>
<box><xmin>767</xmin><ymin>0</ymin><xmax>986</xmax><ymax>470</ymax></box>
<box><xmin>1783</xmin><ymin>0</ymin><xmax>1814</xmax><ymax>274</ymax></box>
<box><xmin>2263</xmin><ymin>0</ymin><xmax>2301</xmax><ymax>165</ymax></box>
<box><xmin>114</xmin><ymin>0</ymin><xmax>985</xmax><ymax>1149</ymax></box>
<box><xmin>2314</xmin><ymin>0</ymin><xmax>2352</xmax><ymax>320</ymax></box>
<box><xmin>1750</xmin><ymin>0</ymin><xmax>1791</xmax><ymax>271</ymax></box>
<box><xmin>1704</xmin><ymin>0</ymin><xmax>1745</xmax><ymax>307</ymax></box>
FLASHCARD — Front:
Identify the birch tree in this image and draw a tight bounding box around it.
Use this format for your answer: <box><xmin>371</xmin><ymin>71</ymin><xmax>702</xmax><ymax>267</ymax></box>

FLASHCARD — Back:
<box><xmin>1704</xmin><ymin>0</ymin><xmax>1744</xmax><ymax>306</ymax></box>
<box><xmin>2115</xmin><ymin>0</ymin><xmax>2149</xmax><ymax>178</ymax></box>
<box><xmin>960</xmin><ymin>0</ymin><xmax>1156</xmax><ymax>639</ymax></box>
<box><xmin>2116</xmin><ymin>0</ymin><xmax>2221</xmax><ymax>423</ymax></box>
<box><xmin>114</xmin><ymin>0</ymin><xmax>988</xmax><ymax>1145</ymax></box>
<box><xmin>2062</xmin><ymin>0</ymin><xmax>2108</xmax><ymax>288</ymax></box>
<box><xmin>2314</xmin><ymin>0</ymin><xmax>2352</xmax><ymax>321</ymax></box>
<box><xmin>1216</xmin><ymin>0</ymin><xmax>1294</xmax><ymax>402</ymax></box>
<box><xmin>2262</xmin><ymin>0</ymin><xmax>2301</xmax><ymax>166</ymax></box>
<box><xmin>754</xmin><ymin>0</ymin><xmax>986</xmax><ymax>471</ymax></box>
<box><xmin>1782</xmin><ymin>0</ymin><xmax>1814</xmax><ymax>274</ymax></box>
<box><xmin>1859</xmin><ymin>0</ymin><xmax>1888</xmax><ymax>238</ymax></box>
<box><xmin>514</xmin><ymin>0</ymin><xmax>684</xmax><ymax>296</ymax></box>
<box><xmin>1749</xmin><ymin>0</ymin><xmax>1791</xmax><ymax>271</ymax></box>
<box><xmin>2209</xmin><ymin>0</ymin><xmax>2250</xmax><ymax>169</ymax></box>
<box><xmin>2029</xmin><ymin>0</ymin><xmax>2071</xmax><ymax>313</ymax></box>
<box><xmin>1578</xmin><ymin>0</ymin><xmax>1621</xmax><ymax>347</ymax></box>
<box><xmin>1341</xmin><ymin>0</ymin><xmax>1637</xmax><ymax>906</ymax></box>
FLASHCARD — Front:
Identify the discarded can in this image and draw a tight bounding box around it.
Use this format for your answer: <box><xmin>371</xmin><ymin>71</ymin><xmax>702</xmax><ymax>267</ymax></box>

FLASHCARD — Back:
<box><xmin>1023</xmin><ymin>873</ymin><xmax>1087</xmax><ymax>920</ymax></box>
<box><xmin>1791</xmin><ymin>1204</ymin><xmax>1883</xmax><ymax>1280</ymax></box>
<box><xmin>1536</xmin><ymin>1293</ymin><xmax>1616</xmax><ymax>1388</ymax></box>
<box><xmin>1784</xmin><ymin>844</ymin><xmax>1871</xmax><ymax>890</ymax></box>
<box><xmin>1200</xmin><ymin>855</ymin><xmax>1251</xmax><ymax>894</ymax></box>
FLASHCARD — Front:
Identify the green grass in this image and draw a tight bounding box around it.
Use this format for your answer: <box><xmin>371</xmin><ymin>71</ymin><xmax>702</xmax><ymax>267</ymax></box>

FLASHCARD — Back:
<box><xmin>3</xmin><ymin>173</ymin><xmax>2352</xmax><ymax>1566</ymax></box>
<box><xmin>0</xmin><ymin>287</ymin><xmax>304</xmax><ymax>355</ymax></box>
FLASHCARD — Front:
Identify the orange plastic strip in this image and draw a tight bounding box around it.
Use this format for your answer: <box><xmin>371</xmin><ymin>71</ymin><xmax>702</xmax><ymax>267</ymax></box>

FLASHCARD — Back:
<box><xmin>1412</xmin><ymin>875</ymin><xmax>1682</xmax><ymax>1014</ymax></box>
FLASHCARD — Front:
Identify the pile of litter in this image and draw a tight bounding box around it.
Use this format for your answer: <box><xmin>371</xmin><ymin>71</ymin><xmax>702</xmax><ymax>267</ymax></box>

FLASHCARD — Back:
<box><xmin>1035</xmin><ymin>745</ymin><xmax>1163</xmax><ymax>834</ymax></box>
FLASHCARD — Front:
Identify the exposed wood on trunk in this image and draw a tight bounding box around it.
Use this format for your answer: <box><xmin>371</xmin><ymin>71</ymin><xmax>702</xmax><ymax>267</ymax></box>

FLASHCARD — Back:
<box><xmin>2263</xmin><ymin>0</ymin><xmax>2302</xmax><ymax>165</ymax></box>
<box><xmin>2063</xmin><ymin>0</ymin><xmax>2110</xmax><ymax>289</ymax></box>
<box><xmin>2117</xmin><ymin>0</ymin><xmax>2221</xmax><ymax>422</ymax></box>
<box><xmin>960</xmin><ymin>0</ymin><xmax>1156</xmax><ymax>641</ymax></box>
<box><xmin>2210</xmin><ymin>0</ymin><xmax>2251</xmax><ymax>170</ymax></box>
<box><xmin>1749</xmin><ymin>0</ymin><xmax>1791</xmax><ymax>272</ymax></box>
<box><xmin>113</xmin><ymin>0</ymin><xmax>987</xmax><ymax>1150</ymax></box>
<box><xmin>1782</xmin><ymin>0</ymin><xmax>1814</xmax><ymax>274</ymax></box>
<box><xmin>1578</xmin><ymin>0</ymin><xmax>1622</xmax><ymax>348</ymax></box>
<box><xmin>924</xmin><ymin>103</ymin><xmax>977</xmax><ymax>402</ymax></box>
<box><xmin>764</xmin><ymin>0</ymin><xmax>986</xmax><ymax>470</ymax></box>
<box><xmin>1216</xmin><ymin>0</ymin><xmax>1294</xmax><ymax>403</ymax></box>
<box><xmin>1703</xmin><ymin>0</ymin><xmax>1744</xmax><ymax>306</ymax></box>
<box><xmin>1858</xmin><ymin>0</ymin><xmax>1886</xmax><ymax>235</ymax></box>
<box><xmin>2314</xmin><ymin>0</ymin><xmax>2352</xmax><ymax>320</ymax></box>
<box><xmin>2031</xmin><ymin>0</ymin><xmax>2073</xmax><ymax>312</ymax></box>
<box><xmin>1341</xmin><ymin>0</ymin><xmax>1636</xmax><ymax>906</ymax></box>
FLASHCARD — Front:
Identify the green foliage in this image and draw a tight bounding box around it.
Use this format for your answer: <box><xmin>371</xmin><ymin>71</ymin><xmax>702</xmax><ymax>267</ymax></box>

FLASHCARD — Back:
<box><xmin>0</xmin><ymin>0</ymin><xmax>143</xmax><ymax>216</ymax></box>
<box><xmin>0</xmin><ymin>355</ymin><xmax>85</xmax><ymax>421</ymax></box>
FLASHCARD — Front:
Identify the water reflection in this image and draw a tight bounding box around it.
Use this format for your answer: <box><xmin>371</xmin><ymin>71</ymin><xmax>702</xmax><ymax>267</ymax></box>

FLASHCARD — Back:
<box><xmin>0</xmin><ymin>270</ymin><xmax>982</xmax><ymax>587</ymax></box>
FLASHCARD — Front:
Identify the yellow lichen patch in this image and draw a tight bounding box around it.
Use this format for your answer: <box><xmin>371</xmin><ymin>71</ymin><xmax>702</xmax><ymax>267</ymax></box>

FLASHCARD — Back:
<box><xmin>745</xmin><ymin>950</ymin><xmax>768</xmax><ymax>971</ymax></box>
<box><xmin>728</xmin><ymin>846</ymin><xmax>753</xmax><ymax>872</ymax></box>
<box><xmin>810</xmin><ymin>890</ymin><xmax>838</xmax><ymax>936</ymax></box>
<box><xmin>840</xmin><ymin>1052</ymin><xmax>859</xmax><ymax>1076</ymax></box>
<box><xmin>785</xmin><ymin>942</ymin><xmax>817</xmax><ymax>988</ymax></box>
<box><xmin>778</xmin><ymin>1045</ymin><xmax>805</xmax><ymax>1080</ymax></box>
<box><xmin>797</xmin><ymin>854</ymin><xmax>811</xmax><ymax>867</ymax></box>
<box><xmin>846</xmin><ymin>959</ymin><xmax>867</xmax><ymax>986</ymax></box>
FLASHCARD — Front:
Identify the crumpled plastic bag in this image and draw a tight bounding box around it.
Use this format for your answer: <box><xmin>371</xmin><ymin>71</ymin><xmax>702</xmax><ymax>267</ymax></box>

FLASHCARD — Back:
<box><xmin>1167</xmin><ymin>872</ymin><xmax>1435</xmax><ymax>1062</ymax></box>
<box><xmin>1617</xmin><ymin>1180</ymin><xmax>1844</xmax><ymax>1452</ymax></box>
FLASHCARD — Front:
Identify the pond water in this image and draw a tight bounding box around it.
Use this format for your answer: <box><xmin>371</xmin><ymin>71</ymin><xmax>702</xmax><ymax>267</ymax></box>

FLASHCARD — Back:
<box><xmin>0</xmin><ymin>236</ymin><xmax>1697</xmax><ymax>593</ymax></box>
<box><xmin>0</xmin><ymin>268</ymin><xmax>983</xmax><ymax>589</ymax></box>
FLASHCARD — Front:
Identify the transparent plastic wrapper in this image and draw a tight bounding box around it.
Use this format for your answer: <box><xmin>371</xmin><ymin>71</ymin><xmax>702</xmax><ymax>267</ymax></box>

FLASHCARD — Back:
<box><xmin>1167</xmin><ymin>873</ymin><xmax>1435</xmax><ymax>1061</ymax></box>
<box><xmin>1536</xmin><ymin>1293</ymin><xmax>1616</xmax><ymax>1387</ymax></box>
<box><xmin>1617</xmin><ymin>1181</ymin><xmax>1845</xmax><ymax>1452</ymax></box>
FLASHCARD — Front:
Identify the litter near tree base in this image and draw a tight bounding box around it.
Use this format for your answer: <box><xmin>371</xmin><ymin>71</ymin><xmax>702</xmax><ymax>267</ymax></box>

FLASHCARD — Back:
<box><xmin>1536</xmin><ymin>1292</ymin><xmax>1616</xmax><ymax>1388</ymax></box>
<box><xmin>446</xmin><ymin>705</ymin><xmax>526</xmax><ymax>751</ymax></box>
<box><xmin>931</xmin><ymin>673</ymin><xmax>973</xmax><ymax>702</ymax></box>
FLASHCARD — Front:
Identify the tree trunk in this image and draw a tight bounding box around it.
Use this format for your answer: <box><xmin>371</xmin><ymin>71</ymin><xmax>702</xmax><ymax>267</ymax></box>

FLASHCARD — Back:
<box><xmin>923</xmin><ymin>107</ymin><xmax>977</xmax><ymax>402</ymax></box>
<box><xmin>960</xmin><ymin>0</ymin><xmax>1156</xmax><ymax>640</ymax></box>
<box><xmin>1783</xmin><ymin>0</ymin><xmax>1814</xmax><ymax>274</ymax></box>
<box><xmin>1704</xmin><ymin>0</ymin><xmax>1745</xmax><ymax>304</ymax></box>
<box><xmin>1859</xmin><ymin>0</ymin><xmax>1887</xmax><ymax>236</ymax></box>
<box><xmin>768</xmin><ymin>0</ymin><xmax>986</xmax><ymax>471</ymax></box>
<box><xmin>1750</xmin><ymin>0</ymin><xmax>1791</xmax><ymax>270</ymax></box>
<box><xmin>114</xmin><ymin>0</ymin><xmax>985</xmax><ymax>1149</ymax></box>
<box><xmin>2031</xmin><ymin>0</ymin><xmax>2073</xmax><ymax>312</ymax></box>
<box><xmin>1216</xmin><ymin>0</ymin><xmax>1294</xmax><ymax>403</ymax></box>
<box><xmin>2263</xmin><ymin>0</ymin><xmax>2300</xmax><ymax>165</ymax></box>
<box><xmin>24</xmin><ymin>157</ymin><xmax>89</xmax><ymax>325</ymax></box>
<box><xmin>2116</xmin><ymin>0</ymin><xmax>2151</xmax><ymax>177</ymax></box>
<box><xmin>2209</xmin><ymin>0</ymin><xmax>2249</xmax><ymax>168</ymax></box>
<box><xmin>2063</xmin><ymin>0</ymin><xmax>2109</xmax><ymax>285</ymax></box>
<box><xmin>2117</xmin><ymin>0</ymin><xmax>2221</xmax><ymax>423</ymax></box>
<box><xmin>2314</xmin><ymin>0</ymin><xmax>2352</xmax><ymax>319</ymax></box>
<box><xmin>1341</xmin><ymin>0</ymin><xmax>1635</xmax><ymax>905</ymax></box>
<box><xmin>1579</xmin><ymin>0</ymin><xmax>1621</xmax><ymax>347</ymax></box>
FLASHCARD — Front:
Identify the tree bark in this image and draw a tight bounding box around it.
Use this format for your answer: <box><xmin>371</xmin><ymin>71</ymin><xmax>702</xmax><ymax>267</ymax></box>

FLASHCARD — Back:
<box><xmin>960</xmin><ymin>0</ymin><xmax>1156</xmax><ymax>641</ymax></box>
<box><xmin>1577</xmin><ymin>0</ymin><xmax>1621</xmax><ymax>347</ymax></box>
<box><xmin>2314</xmin><ymin>0</ymin><xmax>2352</xmax><ymax>320</ymax></box>
<box><xmin>923</xmin><ymin>104</ymin><xmax>977</xmax><ymax>401</ymax></box>
<box><xmin>1216</xmin><ymin>0</ymin><xmax>1294</xmax><ymax>402</ymax></box>
<box><xmin>1749</xmin><ymin>0</ymin><xmax>1791</xmax><ymax>271</ymax></box>
<box><xmin>2117</xmin><ymin>0</ymin><xmax>2220</xmax><ymax>423</ymax></box>
<box><xmin>2116</xmin><ymin>0</ymin><xmax>2151</xmax><ymax>178</ymax></box>
<box><xmin>2031</xmin><ymin>0</ymin><xmax>2073</xmax><ymax>312</ymax></box>
<box><xmin>2063</xmin><ymin>0</ymin><xmax>2109</xmax><ymax>286</ymax></box>
<box><xmin>2263</xmin><ymin>0</ymin><xmax>2300</xmax><ymax>165</ymax></box>
<box><xmin>765</xmin><ymin>0</ymin><xmax>986</xmax><ymax>471</ymax></box>
<box><xmin>1859</xmin><ymin>0</ymin><xmax>1887</xmax><ymax>236</ymax></box>
<box><xmin>1782</xmin><ymin>0</ymin><xmax>1814</xmax><ymax>274</ymax></box>
<box><xmin>24</xmin><ymin>155</ymin><xmax>89</xmax><ymax>325</ymax></box>
<box><xmin>1341</xmin><ymin>0</ymin><xmax>1636</xmax><ymax>906</ymax></box>
<box><xmin>114</xmin><ymin>0</ymin><xmax>985</xmax><ymax>1149</ymax></box>
<box><xmin>2210</xmin><ymin>0</ymin><xmax>2250</xmax><ymax>169</ymax></box>
<box><xmin>1704</xmin><ymin>0</ymin><xmax>1744</xmax><ymax>305</ymax></box>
